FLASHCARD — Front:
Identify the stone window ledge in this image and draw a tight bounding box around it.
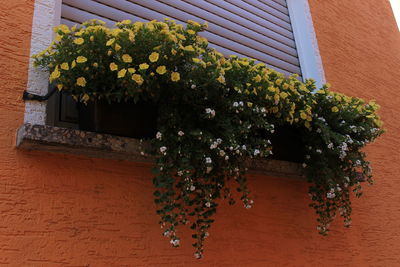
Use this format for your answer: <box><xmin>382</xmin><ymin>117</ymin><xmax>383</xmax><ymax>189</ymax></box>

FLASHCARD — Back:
<box><xmin>16</xmin><ymin>123</ymin><xmax>304</xmax><ymax>179</ymax></box>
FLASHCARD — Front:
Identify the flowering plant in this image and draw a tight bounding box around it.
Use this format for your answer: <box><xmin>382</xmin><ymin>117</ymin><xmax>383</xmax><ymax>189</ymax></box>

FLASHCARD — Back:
<box><xmin>33</xmin><ymin>19</ymin><xmax>384</xmax><ymax>258</ymax></box>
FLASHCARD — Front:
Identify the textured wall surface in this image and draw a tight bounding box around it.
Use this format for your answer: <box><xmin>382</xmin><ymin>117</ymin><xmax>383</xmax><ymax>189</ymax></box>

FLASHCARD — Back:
<box><xmin>0</xmin><ymin>0</ymin><xmax>399</xmax><ymax>266</ymax></box>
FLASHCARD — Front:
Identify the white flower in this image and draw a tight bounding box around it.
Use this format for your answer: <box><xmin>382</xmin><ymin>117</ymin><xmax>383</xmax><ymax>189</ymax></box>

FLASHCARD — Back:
<box><xmin>245</xmin><ymin>204</ymin><xmax>252</xmax><ymax>209</ymax></box>
<box><xmin>191</xmin><ymin>84</ymin><xmax>196</xmax><ymax>89</ymax></box>
<box><xmin>317</xmin><ymin>128</ymin><xmax>322</xmax><ymax>133</ymax></box>
<box><xmin>302</xmin><ymin>163</ymin><xmax>307</xmax><ymax>168</ymax></box>
<box><xmin>306</xmin><ymin>154</ymin><xmax>310</xmax><ymax>159</ymax></box>
<box><xmin>205</xmin><ymin>202</ymin><xmax>211</xmax><ymax>207</ymax></box>
<box><xmin>205</xmin><ymin>157</ymin><xmax>212</xmax><ymax>164</ymax></box>
<box><xmin>156</xmin><ymin>132</ymin><xmax>162</xmax><ymax>140</ymax></box>
<box><xmin>355</xmin><ymin>160</ymin><xmax>361</xmax><ymax>165</ymax></box>
<box><xmin>233</xmin><ymin>102</ymin><xmax>239</xmax><ymax>107</ymax></box>
<box><xmin>210</xmin><ymin>143</ymin><xmax>217</xmax><ymax>149</ymax></box>
<box><xmin>190</xmin><ymin>185</ymin><xmax>196</xmax><ymax>191</ymax></box>
<box><xmin>242</xmin><ymin>145</ymin><xmax>247</xmax><ymax>150</ymax></box>
<box><xmin>219</xmin><ymin>150</ymin><xmax>226</xmax><ymax>157</ymax></box>
<box><xmin>170</xmin><ymin>239</ymin><xmax>180</xmax><ymax>247</ymax></box>
<box><xmin>316</xmin><ymin>149</ymin><xmax>322</xmax><ymax>154</ymax></box>
<box><xmin>178</xmin><ymin>131</ymin><xmax>184</xmax><ymax>136</ymax></box>
<box><xmin>177</xmin><ymin>171</ymin><xmax>183</xmax><ymax>176</ymax></box>
<box><xmin>205</xmin><ymin>108</ymin><xmax>216</xmax><ymax>118</ymax></box>
<box><xmin>225</xmin><ymin>155</ymin><xmax>229</xmax><ymax>160</ymax></box>
<box><xmin>160</xmin><ymin>146</ymin><xmax>167</xmax><ymax>153</ymax></box>
<box><xmin>254</xmin><ymin>149</ymin><xmax>260</xmax><ymax>156</ymax></box>
<box><xmin>327</xmin><ymin>192</ymin><xmax>336</xmax><ymax>199</ymax></box>
<box><xmin>216</xmin><ymin>138</ymin><xmax>222</xmax><ymax>144</ymax></box>
<box><xmin>194</xmin><ymin>252</ymin><xmax>202</xmax><ymax>259</ymax></box>
<box><xmin>239</xmin><ymin>101</ymin><xmax>244</xmax><ymax>106</ymax></box>
<box><xmin>163</xmin><ymin>231</ymin><xmax>171</xmax><ymax>236</ymax></box>
<box><xmin>327</xmin><ymin>143</ymin><xmax>333</xmax><ymax>149</ymax></box>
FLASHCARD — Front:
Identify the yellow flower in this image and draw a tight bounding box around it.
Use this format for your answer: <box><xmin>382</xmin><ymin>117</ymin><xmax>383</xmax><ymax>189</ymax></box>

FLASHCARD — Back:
<box><xmin>275</xmin><ymin>79</ymin><xmax>283</xmax><ymax>85</ymax></box>
<box><xmin>82</xmin><ymin>93</ymin><xmax>90</xmax><ymax>103</ymax></box>
<box><xmin>107</xmin><ymin>50</ymin><xmax>112</xmax><ymax>56</ymax></box>
<box><xmin>106</xmin><ymin>38</ymin><xmax>115</xmax><ymax>46</ymax></box>
<box><xmin>110</xmin><ymin>62</ymin><xmax>118</xmax><ymax>71</ymax></box>
<box><xmin>156</xmin><ymin>65</ymin><xmax>167</xmax><ymax>75</ymax></box>
<box><xmin>74</xmin><ymin>38</ymin><xmax>84</xmax><ymax>45</ymax></box>
<box><xmin>76</xmin><ymin>56</ymin><xmax>87</xmax><ymax>63</ymax></box>
<box><xmin>187</xmin><ymin>29</ymin><xmax>196</xmax><ymax>35</ymax></box>
<box><xmin>280</xmin><ymin>92</ymin><xmax>288</xmax><ymax>99</ymax></box>
<box><xmin>171</xmin><ymin>49</ymin><xmax>177</xmax><ymax>55</ymax></box>
<box><xmin>149</xmin><ymin>52</ymin><xmax>159</xmax><ymax>63</ymax></box>
<box><xmin>177</xmin><ymin>34</ymin><xmax>186</xmax><ymax>40</ymax></box>
<box><xmin>115</xmin><ymin>43</ymin><xmax>121</xmax><ymax>51</ymax></box>
<box><xmin>117</xmin><ymin>68</ymin><xmax>127</xmax><ymax>78</ymax></box>
<box><xmin>254</xmin><ymin>75</ymin><xmax>262</xmax><ymax>83</ymax></box>
<box><xmin>49</xmin><ymin>68</ymin><xmax>60</xmax><ymax>81</ymax></box>
<box><xmin>187</xmin><ymin>20</ymin><xmax>201</xmax><ymax>27</ymax></box>
<box><xmin>132</xmin><ymin>74</ymin><xmax>144</xmax><ymax>85</ymax></box>
<box><xmin>57</xmin><ymin>84</ymin><xmax>63</xmax><ymax>90</ymax></box>
<box><xmin>171</xmin><ymin>72</ymin><xmax>180</xmax><ymax>82</ymax></box>
<box><xmin>217</xmin><ymin>75</ymin><xmax>225</xmax><ymax>84</ymax></box>
<box><xmin>331</xmin><ymin>106</ymin><xmax>339</xmax><ymax>112</ymax></box>
<box><xmin>268</xmin><ymin>87</ymin><xmax>276</xmax><ymax>93</ymax></box>
<box><xmin>183</xmin><ymin>45</ymin><xmax>195</xmax><ymax>52</ymax></box>
<box><xmin>139</xmin><ymin>63</ymin><xmax>149</xmax><ymax>70</ymax></box>
<box><xmin>133</xmin><ymin>21</ymin><xmax>143</xmax><ymax>30</ymax></box>
<box><xmin>247</xmin><ymin>102</ymin><xmax>253</xmax><ymax>107</ymax></box>
<box><xmin>71</xmin><ymin>60</ymin><xmax>76</xmax><ymax>68</ymax></box>
<box><xmin>55</xmin><ymin>34</ymin><xmax>62</xmax><ymax>42</ymax></box>
<box><xmin>76</xmin><ymin>77</ymin><xmax>86</xmax><ymax>87</ymax></box>
<box><xmin>274</xmin><ymin>94</ymin><xmax>280</xmax><ymax>103</ymax></box>
<box><xmin>90</xmin><ymin>36</ymin><xmax>94</xmax><ymax>41</ymax></box>
<box><xmin>121</xmin><ymin>19</ymin><xmax>131</xmax><ymax>24</ymax></box>
<box><xmin>92</xmin><ymin>62</ymin><xmax>98</xmax><ymax>68</ymax></box>
<box><xmin>122</xmin><ymin>54</ymin><xmax>132</xmax><ymax>63</ymax></box>
<box><xmin>75</xmin><ymin>30</ymin><xmax>84</xmax><ymax>36</ymax></box>
<box><xmin>192</xmin><ymin>58</ymin><xmax>201</xmax><ymax>63</ymax></box>
<box><xmin>129</xmin><ymin>31</ymin><xmax>135</xmax><ymax>42</ymax></box>
<box><xmin>60</xmin><ymin>62</ymin><xmax>69</xmax><ymax>70</ymax></box>
<box><xmin>300</xmin><ymin>112</ymin><xmax>307</xmax><ymax>120</ymax></box>
<box><xmin>54</xmin><ymin>24</ymin><xmax>70</xmax><ymax>34</ymax></box>
<box><xmin>128</xmin><ymin>68</ymin><xmax>136</xmax><ymax>73</ymax></box>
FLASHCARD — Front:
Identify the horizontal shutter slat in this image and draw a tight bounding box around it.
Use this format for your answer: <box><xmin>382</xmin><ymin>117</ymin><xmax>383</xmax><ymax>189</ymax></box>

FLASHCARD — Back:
<box><xmin>181</xmin><ymin>0</ymin><xmax>294</xmax><ymax>43</ymax></box>
<box><xmin>204</xmin><ymin>0</ymin><xmax>292</xmax><ymax>39</ymax></box>
<box><xmin>62</xmin><ymin>4</ymin><xmax>117</xmax><ymax>26</ymax></box>
<box><xmin>254</xmin><ymin>0</ymin><xmax>289</xmax><ymax>14</ymax></box>
<box><xmin>242</xmin><ymin>0</ymin><xmax>290</xmax><ymax>22</ymax></box>
<box><xmin>225</xmin><ymin>0</ymin><xmax>292</xmax><ymax>31</ymax></box>
<box><xmin>270</xmin><ymin>0</ymin><xmax>287</xmax><ymax>7</ymax></box>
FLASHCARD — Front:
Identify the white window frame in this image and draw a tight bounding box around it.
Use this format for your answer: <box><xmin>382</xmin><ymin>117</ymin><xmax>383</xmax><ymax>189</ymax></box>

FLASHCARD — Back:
<box><xmin>287</xmin><ymin>0</ymin><xmax>326</xmax><ymax>88</ymax></box>
<box><xmin>24</xmin><ymin>0</ymin><xmax>325</xmax><ymax>126</ymax></box>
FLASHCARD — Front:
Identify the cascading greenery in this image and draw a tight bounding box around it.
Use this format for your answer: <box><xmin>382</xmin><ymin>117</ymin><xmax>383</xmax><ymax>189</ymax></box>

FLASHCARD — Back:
<box><xmin>33</xmin><ymin>19</ymin><xmax>384</xmax><ymax>258</ymax></box>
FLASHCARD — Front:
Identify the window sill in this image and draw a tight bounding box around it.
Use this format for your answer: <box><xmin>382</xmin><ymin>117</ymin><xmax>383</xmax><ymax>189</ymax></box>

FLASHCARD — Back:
<box><xmin>16</xmin><ymin>123</ymin><xmax>304</xmax><ymax>179</ymax></box>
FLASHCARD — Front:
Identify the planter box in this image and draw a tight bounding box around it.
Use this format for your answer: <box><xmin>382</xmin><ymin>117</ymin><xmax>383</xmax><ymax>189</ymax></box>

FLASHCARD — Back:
<box><xmin>78</xmin><ymin>100</ymin><xmax>157</xmax><ymax>139</ymax></box>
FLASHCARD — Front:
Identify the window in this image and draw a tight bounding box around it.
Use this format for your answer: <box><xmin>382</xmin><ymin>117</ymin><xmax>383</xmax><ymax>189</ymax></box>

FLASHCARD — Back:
<box><xmin>25</xmin><ymin>0</ymin><xmax>325</xmax><ymax>128</ymax></box>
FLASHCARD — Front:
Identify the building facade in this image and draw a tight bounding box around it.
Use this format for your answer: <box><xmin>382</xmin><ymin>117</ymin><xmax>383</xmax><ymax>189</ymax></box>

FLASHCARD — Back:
<box><xmin>0</xmin><ymin>0</ymin><xmax>399</xmax><ymax>266</ymax></box>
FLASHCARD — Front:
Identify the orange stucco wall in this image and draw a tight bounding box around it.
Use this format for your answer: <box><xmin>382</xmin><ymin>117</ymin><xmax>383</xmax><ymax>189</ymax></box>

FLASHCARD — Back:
<box><xmin>0</xmin><ymin>0</ymin><xmax>399</xmax><ymax>266</ymax></box>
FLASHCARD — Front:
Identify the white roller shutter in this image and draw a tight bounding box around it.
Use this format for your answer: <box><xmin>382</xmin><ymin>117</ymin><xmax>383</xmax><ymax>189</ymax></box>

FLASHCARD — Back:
<box><xmin>61</xmin><ymin>0</ymin><xmax>301</xmax><ymax>76</ymax></box>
